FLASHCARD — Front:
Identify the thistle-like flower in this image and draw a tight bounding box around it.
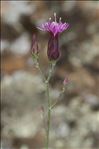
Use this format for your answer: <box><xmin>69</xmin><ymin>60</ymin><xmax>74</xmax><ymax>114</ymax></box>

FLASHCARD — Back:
<box><xmin>38</xmin><ymin>13</ymin><xmax>69</xmax><ymax>61</ymax></box>
<box><xmin>38</xmin><ymin>13</ymin><xmax>69</xmax><ymax>37</ymax></box>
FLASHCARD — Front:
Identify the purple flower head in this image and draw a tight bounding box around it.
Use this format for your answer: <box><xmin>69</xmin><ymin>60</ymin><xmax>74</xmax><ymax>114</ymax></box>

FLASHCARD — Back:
<box><xmin>31</xmin><ymin>34</ymin><xmax>39</xmax><ymax>55</ymax></box>
<box><xmin>37</xmin><ymin>13</ymin><xmax>69</xmax><ymax>61</ymax></box>
<box><xmin>38</xmin><ymin>13</ymin><xmax>69</xmax><ymax>37</ymax></box>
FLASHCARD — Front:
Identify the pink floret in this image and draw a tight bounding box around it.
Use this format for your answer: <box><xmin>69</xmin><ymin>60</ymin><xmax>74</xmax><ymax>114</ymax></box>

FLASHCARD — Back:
<box><xmin>38</xmin><ymin>21</ymin><xmax>69</xmax><ymax>36</ymax></box>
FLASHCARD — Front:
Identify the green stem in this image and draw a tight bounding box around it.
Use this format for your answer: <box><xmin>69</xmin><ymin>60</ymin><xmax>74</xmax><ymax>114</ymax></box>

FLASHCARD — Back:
<box><xmin>46</xmin><ymin>82</ymin><xmax>51</xmax><ymax>149</ymax></box>
<box><xmin>46</xmin><ymin>61</ymin><xmax>56</xmax><ymax>83</ymax></box>
<box><xmin>46</xmin><ymin>61</ymin><xmax>56</xmax><ymax>149</ymax></box>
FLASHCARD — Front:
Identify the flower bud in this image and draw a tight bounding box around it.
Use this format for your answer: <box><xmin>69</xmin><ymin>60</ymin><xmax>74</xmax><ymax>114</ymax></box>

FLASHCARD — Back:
<box><xmin>47</xmin><ymin>33</ymin><xmax>60</xmax><ymax>61</ymax></box>
<box><xmin>63</xmin><ymin>76</ymin><xmax>69</xmax><ymax>85</ymax></box>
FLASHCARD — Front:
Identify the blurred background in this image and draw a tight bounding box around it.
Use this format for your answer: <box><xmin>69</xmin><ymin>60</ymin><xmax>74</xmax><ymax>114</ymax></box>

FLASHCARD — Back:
<box><xmin>1</xmin><ymin>1</ymin><xmax>99</xmax><ymax>149</ymax></box>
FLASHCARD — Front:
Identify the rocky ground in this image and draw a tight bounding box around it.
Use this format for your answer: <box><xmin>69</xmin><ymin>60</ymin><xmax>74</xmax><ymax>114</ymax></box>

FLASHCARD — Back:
<box><xmin>1</xmin><ymin>1</ymin><xmax>99</xmax><ymax>149</ymax></box>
